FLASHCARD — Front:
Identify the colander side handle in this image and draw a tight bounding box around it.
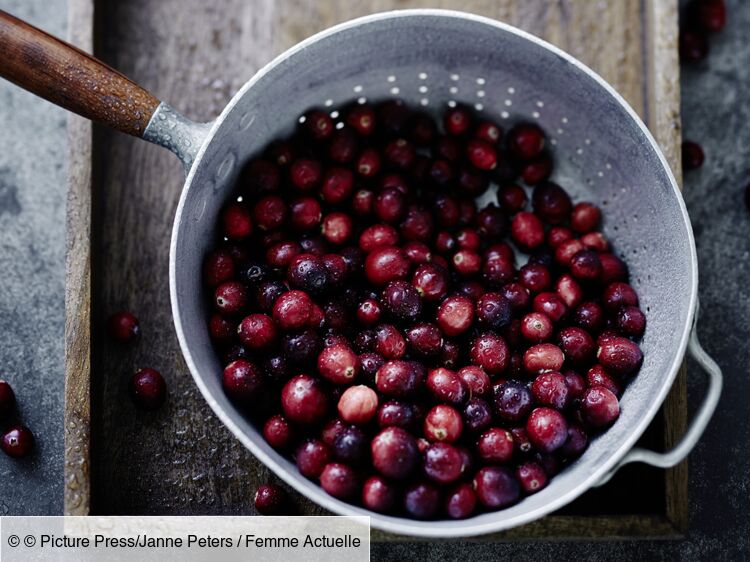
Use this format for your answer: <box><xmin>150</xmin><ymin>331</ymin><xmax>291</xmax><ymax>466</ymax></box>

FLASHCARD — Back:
<box><xmin>595</xmin><ymin>307</ymin><xmax>722</xmax><ymax>486</ymax></box>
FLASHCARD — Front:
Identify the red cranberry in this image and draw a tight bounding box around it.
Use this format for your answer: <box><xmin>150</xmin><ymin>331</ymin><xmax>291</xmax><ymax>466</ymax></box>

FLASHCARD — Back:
<box><xmin>338</xmin><ymin>385</ymin><xmax>378</xmax><ymax>425</ymax></box>
<box><xmin>374</xmin><ymin>324</ymin><xmax>406</xmax><ymax>359</ymax></box>
<box><xmin>556</xmin><ymin>274</ymin><xmax>583</xmax><ymax>309</ymax></box>
<box><xmin>272</xmin><ymin>290</ymin><xmax>313</xmax><ymax>330</ymax></box>
<box><xmin>581</xmin><ymin>385</ymin><xmax>620</xmax><ymax>427</ymax></box>
<box><xmin>412</xmin><ymin>263</ymin><xmax>449</xmax><ymax>301</ymax></box>
<box><xmin>440</xmin><ymin>339</ymin><xmax>461</xmax><ymax>369</ymax></box>
<box><xmin>478</xmin><ymin>427</ymin><xmax>514</xmax><ymax>463</ymax></box>
<box><xmin>581</xmin><ymin>232</ymin><xmax>609</xmax><ymax>253</ymax></box>
<box><xmin>434</xmin><ymin>197</ymin><xmax>460</xmax><ymax>229</ymax></box>
<box><xmin>587</xmin><ymin>364</ymin><xmax>622</xmax><ymax>396</ymax></box>
<box><xmin>426</xmin><ymin>368</ymin><xmax>465</xmax><ymax>404</ymax></box>
<box><xmin>475</xmin><ymin>120</ymin><xmax>502</xmax><ymax>143</ymax></box>
<box><xmin>424</xmin><ymin>404</ymin><xmax>463</xmax><ymax>443</ymax></box>
<box><xmin>600</xmin><ymin>253</ymin><xmax>629</xmax><ymax>283</ymax></box>
<box><xmin>516</xmin><ymin>462</ymin><xmax>548</xmax><ymax>494</ymax></box>
<box><xmin>597</xmin><ymin>336</ymin><xmax>643</xmax><ymax>376</ymax></box>
<box><xmin>498</xmin><ymin>184</ymin><xmax>527</xmax><ymax>214</ymax></box>
<box><xmin>406</xmin><ymin>323</ymin><xmax>443</xmax><ymax>357</ymax></box>
<box><xmin>570</xmin><ymin>202</ymin><xmax>601</xmax><ymax>233</ymax></box>
<box><xmin>435</xmin><ymin>231</ymin><xmax>456</xmax><ymax>254</ymax></box>
<box><xmin>470</xmin><ymin>332</ymin><xmax>509</xmax><ymax>375</ymax></box>
<box><xmin>131</xmin><ymin>367</ymin><xmax>167</xmax><ymax>410</ymax></box>
<box><xmin>423</xmin><ymin>442</ymin><xmax>464</xmax><ymax>484</ymax></box>
<box><xmin>467</xmin><ymin>139</ymin><xmax>497</xmax><ymax>170</ymax></box>
<box><xmin>616</xmin><ymin>305</ymin><xmax>647</xmax><ymax>338</ymax></box>
<box><xmin>381</xmin><ymin>280</ymin><xmax>422</xmax><ymax>322</ymax></box>
<box><xmin>680</xmin><ymin>30</ymin><xmax>709</xmax><ymax>62</ymax></box>
<box><xmin>555</xmin><ymin>238</ymin><xmax>584</xmax><ymax>267</ymax></box>
<box><xmin>519</xmin><ymin>263</ymin><xmax>551</xmax><ymax>293</ymax></box>
<box><xmin>374</xmin><ymin>187</ymin><xmax>407</xmax><ymax>223</ymax></box>
<box><xmin>371</xmin><ymin>426</ymin><xmax>419</xmax><ymax>479</ymax></box>
<box><xmin>474</xmin><ymin>466</ymin><xmax>521</xmax><ymax>508</ymax></box>
<box><xmin>253</xmin><ymin>195</ymin><xmax>287</xmax><ymax>231</ymax></box>
<box><xmin>564</xmin><ymin>370</ymin><xmax>586</xmax><ymax>401</ymax></box>
<box><xmin>1</xmin><ymin>425</ymin><xmax>34</xmax><ymax>458</ymax></box>
<box><xmin>362</xmin><ymin>476</ymin><xmax>397</xmax><ymax>513</ymax></box>
<box><xmin>359</xmin><ymin>352</ymin><xmax>385</xmax><ymax>380</ymax></box>
<box><xmin>329</xmin><ymin>128</ymin><xmax>358</xmax><ymax>163</ymax></box>
<box><xmin>547</xmin><ymin>226</ymin><xmax>574</xmax><ymax>249</ymax></box>
<box><xmin>203</xmin><ymin>250</ymin><xmax>235</xmax><ymax>288</ymax></box>
<box><xmin>526</xmin><ymin>407</ymin><xmax>568</xmax><ymax>452</ymax></box>
<box><xmin>376</xmin><ymin>359</ymin><xmax>424</xmax><ymax>397</ymax></box>
<box><xmin>222</xmin><ymin>202</ymin><xmax>253</xmax><ymax>239</ymax></box>
<box><xmin>458</xmin><ymin>280</ymin><xmax>485</xmax><ymax>302</ymax></box>
<box><xmin>523</xmin><ymin>344</ymin><xmax>564</xmax><ymax>376</ymax></box>
<box><xmin>347</xmin><ymin>104</ymin><xmax>376</xmax><ymax>135</ymax></box>
<box><xmin>302</xmin><ymin>109</ymin><xmax>333</xmax><ymax>139</ymax></box>
<box><xmin>532</xmin><ymin>182</ymin><xmax>572</xmax><ymax>224</ymax></box>
<box><xmin>242</xmin><ymin>159</ymin><xmax>280</xmax><ymax>193</ymax></box>
<box><xmin>356</xmin><ymin>299</ymin><xmax>382</xmax><ymax>325</ymax></box>
<box><xmin>511</xmin><ymin>211</ymin><xmax>545</xmax><ymax>251</ymax></box>
<box><xmin>0</xmin><ymin>380</ymin><xmax>15</xmax><ymax>418</ymax></box>
<box><xmin>281</xmin><ymin>374</ymin><xmax>328</xmax><ymax>424</ymax></box>
<box><xmin>521</xmin><ymin>153</ymin><xmax>553</xmax><ymax>185</ymax></box>
<box><xmin>295</xmin><ymin>438</ymin><xmax>331</xmax><ymax>478</ymax></box>
<box><xmin>558</xmin><ymin>327</ymin><xmax>595</xmax><ymax>365</ymax></box>
<box><xmin>445</xmin><ymin>482</ymin><xmax>477</xmax><ymax>519</ymax></box>
<box><xmin>321</xmin><ymin>212</ymin><xmax>353</xmax><ymax>245</ymax></box>
<box><xmin>570</xmin><ymin>249</ymin><xmax>603</xmax><ymax>282</ymax></box>
<box><xmin>320</xmin><ymin>168</ymin><xmax>354</xmax><ymax>204</ymax></box>
<box><xmin>290</xmin><ymin>158</ymin><xmax>322</xmax><ymax>191</ymax></box>
<box><xmin>574</xmin><ymin>301</ymin><xmax>605</xmax><ymax>333</ymax></box>
<box><xmin>238</xmin><ymin>314</ymin><xmax>277</xmax><ymax>350</ymax></box>
<box><xmin>452</xmin><ymin>249</ymin><xmax>481</xmax><ymax>276</ymax></box>
<box><xmin>436</xmin><ymin>295</ymin><xmax>474</xmax><ymax>336</ymax></box>
<box><xmin>458</xmin><ymin>366</ymin><xmax>491</xmax><ymax>397</ymax></box>
<box><xmin>521</xmin><ymin>312</ymin><xmax>553</xmax><ymax>343</ymax></box>
<box><xmin>493</xmin><ymin>381</ymin><xmax>534</xmax><ymax>422</ymax></box>
<box><xmin>351</xmin><ymin>188</ymin><xmax>374</xmax><ymax>216</ymax></box>
<box><xmin>267</xmin><ymin>140</ymin><xmax>294</xmax><ymax>167</ymax></box>
<box><xmin>289</xmin><ymin>197</ymin><xmax>322</xmax><ymax>231</ymax></box>
<box><xmin>502</xmin><ymin>282</ymin><xmax>531</xmax><ymax>311</ymax></box>
<box><xmin>561</xmin><ymin>422</ymin><xmax>589</xmax><ymax>458</ymax></box>
<box><xmin>107</xmin><ymin>311</ymin><xmax>140</xmax><ymax>342</ymax></box>
<box><xmin>222</xmin><ymin>360</ymin><xmax>262</xmax><ymax>404</ymax></box>
<box><xmin>444</xmin><ymin>105</ymin><xmax>472</xmax><ymax>135</ymax></box>
<box><xmin>263</xmin><ymin>414</ymin><xmax>292</xmax><ymax>450</ymax></box>
<box><xmin>320</xmin><ymin>462</ymin><xmax>358</xmax><ymax>499</ymax></box>
<box><xmin>532</xmin><ymin>292</ymin><xmax>568</xmax><ymax>323</ymax></box>
<box><xmin>531</xmin><ymin>372</ymin><xmax>569</xmax><ymax>410</ymax></box>
<box><xmin>383</xmin><ymin>138</ymin><xmax>415</xmax><ymax>169</ymax></box>
<box><xmin>402</xmin><ymin>205</ymin><xmax>436</xmax><ymax>243</ymax></box>
<box><xmin>254</xmin><ymin>484</ymin><xmax>286</xmax><ymax>515</ymax></box>
<box><xmin>507</xmin><ymin>123</ymin><xmax>545</xmax><ymax>161</ymax></box>
<box><xmin>365</xmin><ymin>246</ymin><xmax>410</xmax><ymax>286</ymax></box>
<box><xmin>404</xmin><ymin>482</ymin><xmax>441</xmax><ymax>520</ymax></box>
<box><xmin>317</xmin><ymin>344</ymin><xmax>359</xmax><ymax>385</ymax></box>
<box><xmin>510</xmin><ymin>427</ymin><xmax>533</xmax><ymax>455</ymax></box>
<box><xmin>214</xmin><ymin>282</ymin><xmax>248</xmax><ymax>316</ymax></box>
<box><xmin>359</xmin><ymin>224</ymin><xmax>398</xmax><ymax>253</ymax></box>
<box><xmin>266</xmin><ymin>240</ymin><xmax>301</xmax><ymax>269</ymax></box>
<box><xmin>482</xmin><ymin>256</ymin><xmax>515</xmax><ymax>288</ymax></box>
<box><xmin>403</xmin><ymin>241</ymin><xmax>432</xmax><ymax>265</ymax></box>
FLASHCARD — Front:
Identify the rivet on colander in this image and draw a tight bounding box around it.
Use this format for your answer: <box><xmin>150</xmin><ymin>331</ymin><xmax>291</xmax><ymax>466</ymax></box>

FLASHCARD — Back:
<box><xmin>353</xmin><ymin>85</ymin><xmax>363</xmax><ymax>93</ymax></box>
<box><xmin>419</xmin><ymin>86</ymin><xmax>428</xmax><ymax>93</ymax></box>
<box><xmin>387</xmin><ymin>75</ymin><xmax>396</xmax><ymax>83</ymax></box>
<box><xmin>418</xmin><ymin>72</ymin><xmax>428</xmax><ymax>80</ymax></box>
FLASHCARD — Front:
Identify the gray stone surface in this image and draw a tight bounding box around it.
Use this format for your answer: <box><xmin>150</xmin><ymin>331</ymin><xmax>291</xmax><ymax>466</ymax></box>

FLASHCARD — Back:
<box><xmin>0</xmin><ymin>0</ymin><xmax>67</xmax><ymax>514</ymax></box>
<box><xmin>0</xmin><ymin>0</ymin><xmax>747</xmax><ymax>557</ymax></box>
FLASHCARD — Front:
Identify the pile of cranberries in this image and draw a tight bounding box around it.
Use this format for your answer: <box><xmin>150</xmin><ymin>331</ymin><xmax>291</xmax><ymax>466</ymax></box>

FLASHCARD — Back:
<box><xmin>202</xmin><ymin>99</ymin><xmax>646</xmax><ymax>520</ymax></box>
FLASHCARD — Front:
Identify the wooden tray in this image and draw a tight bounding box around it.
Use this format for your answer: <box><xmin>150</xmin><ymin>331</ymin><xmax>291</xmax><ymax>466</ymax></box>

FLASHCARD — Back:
<box><xmin>64</xmin><ymin>0</ymin><xmax>687</xmax><ymax>538</ymax></box>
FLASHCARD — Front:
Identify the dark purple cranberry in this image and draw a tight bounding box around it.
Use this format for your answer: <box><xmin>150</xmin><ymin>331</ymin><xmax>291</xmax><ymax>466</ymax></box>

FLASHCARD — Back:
<box><xmin>287</xmin><ymin>253</ymin><xmax>329</xmax><ymax>295</ymax></box>
<box><xmin>0</xmin><ymin>381</ymin><xmax>15</xmax><ymax>418</ymax></box>
<box><xmin>329</xmin><ymin>128</ymin><xmax>359</xmax><ymax>163</ymax></box>
<box><xmin>107</xmin><ymin>311</ymin><xmax>140</xmax><ymax>342</ymax></box>
<box><xmin>458</xmin><ymin>167</ymin><xmax>489</xmax><ymax>196</ymax></box>
<box><xmin>332</xmin><ymin>425</ymin><xmax>368</xmax><ymax>465</ymax></box>
<box><xmin>1</xmin><ymin>425</ymin><xmax>34</xmax><ymax>458</ymax></box>
<box><xmin>371</xmin><ymin>426</ymin><xmax>419</xmax><ymax>479</ymax></box>
<box><xmin>445</xmin><ymin>483</ymin><xmax>477</xmax><ymax>519</ymax></box>
<box><xmin>440</xmin><ymin>339</ymin><xmax>461</xmax><ymax>370</ymax></box>
<box><xmin>616</xmin><ymin>306</ymin><xmax>647</xmax><ymax>338</ymax></box>
<box><xmin>532</xmin><ymin>182</ymin><xmax>572</xmax><ymax>224</ymax></box>
<box><xmin>493</xmin><ymin>381</ymin><xmax>534</xmax><ymax>422</ymax></box>
<box><xmin>381</xmin><ymin>280</ymin><xmax>422</xmax><ymax>323</ymax></box>
<box><xmin>475</xmin><ymin>292</ymin><xmax>512</xmax><ymax>330</ymax></box>
<box><xmin>281</xmin><ymin>328</ymin><xmax>322</xmax><ymax>365</ymax></box>
<box><xmin>406</xmin><ymin>323</ymin><xmax>443</xmax><ymax>357</ymax></box>
<box><xmin>400</xmin><ymin>205</ymin><xmax>435</xmax><ymax>243</ymax></box>
<box><xmin>281</xmin><ymin>374</ymin><xmax>328</xmax><ymax>424</ymax></box>
<box><xmin>680</xmin><ymin>30</ymin><xmax>709</xmax><ymax>63</ymax></box>
<box><xmin>474</xmin><ymin>466</ymin><xmax>520</xmax><ymax>508</ymax></box>
<box><xmin>404</xmin><ymin>482</ymin><xmax>441</xmax><ymax>519</ymax></box>
<box><xmin>483</xmin><ymin>256</ymin><xmax>516</xmax><ymax>289</ymax></box>
<box><xmin>463</xmin><ymin>397</ymin><xmax>493</xmax><ymax>433</ymax></box>
<box><xmin>507</xmin><ymin>123</ymin><xmax>545</xmax><ymax>161</ymax></box>
<box><xmin>502</xmin><ymin>282</ymin><xmax>531</xmax><ymax>311</ymax></box>
<box><xmin>131</xmin><ymin>368</ymin><xmax>167</xmax><ymax>410</ymax></box>
<box><xmin>253</xmin><ymin>194</ymin><xmax>287</xmax><ymax>231</ymax></box>
<box><xmin>377</xmin><ymin>400</ymin><xmax>416</xmax><ymax>430</ymax></box>
<box><xmin>521</xmin><ymin>153</ymin><xmax>554</xmax><ymax>185</ymax></box>
<box><xmin>570</xmin><ymin>250</ymin><xmax>603</xmax><ymax>282</ymax></box>
<box><xmin>256</xmin><ymin>281</ymin><xmax>287</xmax><ymax>312</ymax></box>
<box><xmin>375</xmin><ymin>360</ymin><xmax>424</xmax><ymax>397</ymax></box>
<box><xmin>573</xmin><ymin>301</ymin><xmax>605</xmax><ymax>333</ymax></box>
<box><xmin>221</xmin><ymin>344</ymin><xmax>249</xmax><ymax>364</ymax></box>
<box><xmin>362</xmin><ymin>476</ymin><xmax>397</xmax><ymax>513</ymax></box>
<box><xmin>476</xmin><ymin>204</ymin><xmax>507</xmax><ymax>240</ymax></box>
<box><xmin>298</xmin><ymin>236</ymin><xmax>328</xmax><ymax>256</ymax></box>
<box><xmin>560</xmin><ymin>422</ymin><xmax>589</xmax><ymax>458</ymax></box>
<box><xmin>295</xmin><ymin>438</ymin><xmax>331</xmax><ymax>479</ymax></box>
<box><xmin>254</xmin><ymin>484</ymin><xmax>286</xmax><ymax>515</ymax></box>
<box><xmin>424</xmin><ymin>442</ymin><xmax>464</xmax><ymax>484</ymax></box>
<box><xmin>353</xmin><ymin>329</ymin><xmax>376</xmax><ymax>353</ymax></box>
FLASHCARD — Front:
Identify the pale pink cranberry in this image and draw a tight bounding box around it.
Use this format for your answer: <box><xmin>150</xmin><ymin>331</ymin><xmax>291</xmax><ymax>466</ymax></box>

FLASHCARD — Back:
<box><xmin>523</xmin><ymin>343</ymin><xmax>565</xmax><ymax>374</ymax></box>
<box><xmin>337</xmin><ymin>385</ymin><xmax>378</xmax><ymax>425</ymax></box>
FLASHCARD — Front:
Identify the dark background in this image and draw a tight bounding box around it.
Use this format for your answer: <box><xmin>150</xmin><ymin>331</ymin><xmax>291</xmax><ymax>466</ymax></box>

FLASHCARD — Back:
<box><xmin>0</xmin><ymin>0</ymin><xmax>746</xmax><ymax>558</ymax></box>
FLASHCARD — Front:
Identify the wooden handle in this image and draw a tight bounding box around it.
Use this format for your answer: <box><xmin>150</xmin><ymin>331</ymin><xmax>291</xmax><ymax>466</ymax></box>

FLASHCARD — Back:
<box><xmin>0</xmin><ymin>10</ymin><xmax>160</xmax><ymax>137</ymax></box>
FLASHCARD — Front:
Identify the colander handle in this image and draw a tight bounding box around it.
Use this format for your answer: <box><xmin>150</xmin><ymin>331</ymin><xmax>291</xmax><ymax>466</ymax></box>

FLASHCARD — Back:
<box><xmin>596</xmin><ymin>303</ymin><xmax>722</xmax><ymax>486</ymax></box>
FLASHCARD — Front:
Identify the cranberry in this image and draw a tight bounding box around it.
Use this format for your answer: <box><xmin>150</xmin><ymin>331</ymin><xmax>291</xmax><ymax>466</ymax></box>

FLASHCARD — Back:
<box><xmin>376</xmin><ymin>360</ymin><xmax>424</xmax><ymax>397</ymax></box>
<box><xmin>281</xmin><ymin>374</ymin><xmax>328</xmax><ymax>424</ymax></box>
<box><xmin>263</xmin><ymin>414</ymin><xmax>292</xmax><ymax>450</ymax></box>
<box><xmin>616</xmin><ymin>306</ymin><xmax>647</xmax><ymax>338</ymax></box>
<box><xmin>222</xmin><ymin>202</ymin><xmax>253</xmax><ymax>239</ymax></box>
<box><xmin>475</xmin><ymin>120</ymin><xmax>502</xmax><ymax>143</ymax></box>
<box><xmin>267</xmin><ymin>140</ymin><xmax>294</xmax><ymax>167</ymax></box>
<box><xmin>532</xmin><ymin>292</ymin><xmax>568</xmax><ymax>323</ymax></box>
<box><xmin>406</xmin><ymin>323</ymin><xmax>443</xmax><ymax>357</ymax></box>
<box><xmin>282</xmin><ymin>328</ymin><xmax>322</xmax><ymax>365</ymax></box>
<box><xmin>131</xmin><ymin>367</ymin><xmax>167</xmax><ymax>410</ymax></box>
<box><xmin>426</xmin><ymin>368</ymin><xmax>465</xmax><ymax>404</ymax></box>
<box><xmin>433</xmin><ymin>196</ymin><xmax>461</xmax><ymax>229</ymax></box>
<box><xmin>338</xmin><ymin>385</ymin><xmax>378</xmax><ymax>425</ymax></box>
<box><xmin>478</xmin><ymin>427</ymin><xmax>514</xmax><ymax>463</ymax></box>
<box><xmin>436</xmin><ymin>295</ymin><xmax>474</xmax><ymax>336</ymax></box>
<box><xmin>253</xmin><ymin>195</ymin><xmax>287</xmax><ymax>231</ymax></box>
<box><xmin>570</xmin><ymin>249</ymin><xmax>603</xmax><ymax>282</ymax></box>
<box><xmin>507</xmin><ymin>123</ymin><xmax>545</xmax><ymax>161</ymax></box>
<box><xmin>570</xmin><ymin>202</ymin><xmax>601</xmax><ymax>233</ymax></box>
<box><xmin>564</xmin><ymin>370</ymin><xmax>586</xmax><ymax>401</ymax></box>
<box><xmin>444</xmin><ymin>105</ymin><xmax>472</xmax><ymax>135</ymax></box>
<box><xmin>451</xmin><ymin>249</ymin><xmax>481</xmax><ymax>276</ymax></box>
<box><xmin>295</xmin><ymin>438</ymin><xmax>331</xmax><ymax>478</ymax></box>
<box><xmin>693</xmin><ymin>0</ymin><xmax>726</xmax><ymax>32</ymax></box>
<box><xmin>424</xmin><ymin>404</ymin><xmax>463</xmax><ymax>443</ymax></box>
<box><xmin>574</xmin><ymin>301</ymin><xmax>605</xmax><ymax>333</ymax></box>
<box><xmin>524</xmin><ymin>343</ymin><xmax>565</xmax><ymax>374</ymax></box>
<box><xmin>516</xmin><ymin>462</ymin><xmax>548</xmax><ymax>494</ymax></box>
<box><xmin>362</xmin><ymin>476</ymin><xmax>397</xmax><ymax>513</ymax></box>
<box><xmin>511</xmin><ymin>212</ymin><xmax>545</xmax><ymax>251</ymax></box>
<box><xmin>555</xmin><ymin>239</ymin><xmax>585</xmax><ymax>267</ymax></box>
<box><xmin>377</xmin><ymin>400</ymin><xmax>416</xmax><ymax>430</ymax></box>
<box><xmin>476</xmin><ymin>204</ymin><xmax>507</xmax><ymax>239</ymax></box>
<box><xmin>214</xmin><ymin>282</ymin><xmax>248</xmax><ymax>316</ymax></box>
<box><xmin>580</xmin><ymin>232</ymin><xmax>609</xmax><ymax>253</ymax></box>
<box><xmin>1</xmin><ymin>425</ymin><xmax>34</xmax><ymax>458</ymax></box>
<box><xmin>374</xmin><ymin>324</ymin><xmax>407</xmax><ymax>359</ymax></box>
<box><xmin>498</xmin><ymin>184</ymin><xmax>528</xmax><ymax>213</ymax></box>
<box><xmin>581</xmin><ymin>385</ymin><xmax>620</xmax><ymax>427</ymax></box>
<box><xmin>359</xmin><ymin>224</ymin><xmax>399</xmax><ymax>253</ymax></box>
<box><xmin>463</xmin><ymin>397</ymin><xmax>493</xmax><ymax>433</ymax></box>
<box><xmin>320</xmin><ymin>168</ymin><xmax>354</xmax><ymax>204</ymax></box>
<box><xmin>587</xmin><ymin>364</ymin><xmax>622</xmax><ymax>396</ymax></box>
<box><xmin>412</xmin><ymin>263</ymin><xmax>449</xmax><ymax>301</ymax></box>
<box><xmin>521</xmin><ymin>312</ymin><xmax>553</xmax><ymax>343</ymax></box>
<box><xmin>289</xmin><ymin>197</ymin><xmax>322</xmax><ymax>231</ymax></box>
<box><xmin>493</xmin><ymin>381</ymin><xmax>534</xmax><ymax>422</ymax></box>
<box><xmin>482</xmin><ymin>256</ymin><xmax>515</xmax><ymax>288</ymax></box>
<box><xmin>526</xmin><ymin>407</ymin><xmax>568</xmax><ymax>452</ymax></box>
<box><xmin>424</xmin><ymin>442</ymin><xmax>464</xmax><ymax>484</ymax></box>
<box><xmin>381</xmin><ymin>280</ymin><xmax>422</xmax><ymax>322</ymax></box>
<box><xmin>371</xmin><ymin>426</ymin><xmax>419</xmax><ymax>479</ymax></box>
<box><xmin>365</xmin><ymin>246</ymin><xmax>410</xmax><ymax>286</ymax></box>
<box><xmin>470</xmin><ymin>332</ymin><xmax>509</xmax><ymax>375</ymax></box>
<box><xmin>302</xmin><ymin>109</ymin><xmax>333</xmax><ymax>139</ymax></box>
<box><xmin>466</xmin><ymin>139</ymin><xmax>498</xmax><ymax>170</ymax></box>
<box><xmin>347</xmin><ymin>104</ymin><xmax>376</xmax><ymax>135</ymax></box>
<box><xmin>352</xmin><ymin>189</ymin><xmax>374</xmax><ymax>216</ymax></box>
<box><xmin>222</xmin><ymin>360</ymin><xmax>262</xmax><ymax>404</ymax></box>
<box><xmin>445</xmin><ymin>482</ymin><xmax>477</xmax><ymax>519</ymax></box>
<box><xmin>455</xmin><ymin>228</ymin><xmax>481</xmax><ymax>251</ymax></box>
<box><xmin>440</xmin><ymin>339</ymin><xmax>461</xmax><ymax>369</ymax></box>
<box><xmin>317</xmin><ymin>344</ymin><xmax>359</xmax><ymax>385</ymax></box>
<box><xmin>320</xmin><ymin>463</ymin><xmax>358</xmax><ymax>499</ymax></box>
<box><xmin>547</xmin><ymin>226</ymin><xmax>574</xmax><ymax>249</ymax></box>
<box><xmin>521</xmin><ymin>153</ymin><xmax>553</xmax><ymax>185</ymax></box>
<box><xmin>502</xmin><ymin>282</ymin><xmax>531</xmax><ymax>311</ymax></box>
<box><xmin>475</xmin><ymin>292</ymin><xmax>512</xmax><ymax>330</ymax></box>
<box><xmin>600</xmin><ymin>253</ymin><xmax>629</xmax><ymax>283</ymax></box>
<box><xmin>107</xmin><ymin>311</ymin><xmax>140</xmax><ymax>342</ymax></box>
<box><xmin>356</xmin><ymin>299</ymin><xmax>382</xmax><ymax>326</ymax></box>
<box><xmin>0</xmin><ymin>380</ymin><xmax>15</xmax><ymax>418</ymax></box>
<box><xmin>329</xmin><ymin>128</ymin><xmax>358</xmax><ymax>163</ymax></box>
<box><xmin>474</xmin><ymin>466</ymin><xmax>520</xmax><ymax>508</ymax></box>
<box><xmin>510</xmin><ymin>427</ymin><xmax>533</xmax><ymax>455</ymax></box>
<box><xmin>203</xmin><ymin>250</ymin><xmax>235</xmax><ymax>288</ymax></box>
<box><xmin>332</xmin><ymin>425</ymin><xmax>368</xmax><ymax>465</ymax></box>
<box><xmin>404</xmin><ymin>241</ymin><xmax>432</xmax><ymax>264</ymax></box>
<box><xmin>237</xmin><ymin>314</ymin><xmax>277</xmax><ymax>350</ymax></box>
<box><xmin>266</xmin><ymin>240</ymin><xmax>301</xmax><ymax>269</ymax></box>
<box><xmin>290</xmin><ymin>158</ymin><xmax>322</xmax><ymax>191</ymax></box>
<box><xmin>679</xmin><ymin>30</ymin><xmax>709</xmax><ymax>63</ymax></box>
<box><xmin>519</xmin><ymin>263</ymin><xmax>550</xmax><ymax>293</ymax></box>
<box><xmin>561</xmin><ymin>422</ymin><xmax>589</xmax><ymax>458</ymax></box>
<box><xmin>556</xmin><ymin>274</ymin><xmax>583</xmax><ymax>308</ymax></box>
<box><xmin>597</xmin><ymin>336</ymin><xmax>643</xmax><ymax>375</ymax></box>
<box><xmin>254</xmin><ymin>484</ymin><xmax>286</xmax><ymax>515</ymax></box>
<box><xmin>458</xmin><ymin>366</ymin><xmax>491</xmax><ymax>397</ymax></box>
<box><xmin>532</xmin><ymin>182</ymin><xmax>572</xmax><ymax>224</ymax></box>
<box><xmin>271</xmin><ymin>290</ymin><xmax>312</xmax><ymax>330</ymax></box>
<box><xmin>435</xmin><ymin>231</ymin><xmax>456</xmax><ymax>254</ymax></box>
<box><xmin>558</xmin><ymin>327</ymin><xmax>595</xmax><ymax>365</ymax></box>
<box><xmin>531</xmin><ymin>372</ymin><xmax>569</xmax><ymax>410</ymax></box>
<box><xmin>374</xmin><ymin>188</ymin><xmax>407</xmax><ymax>223</ymax></box>
<box><xmin>404</xmin><ymin>482</ymin><xmax>441</xmax><ymax>519</ymax></box>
